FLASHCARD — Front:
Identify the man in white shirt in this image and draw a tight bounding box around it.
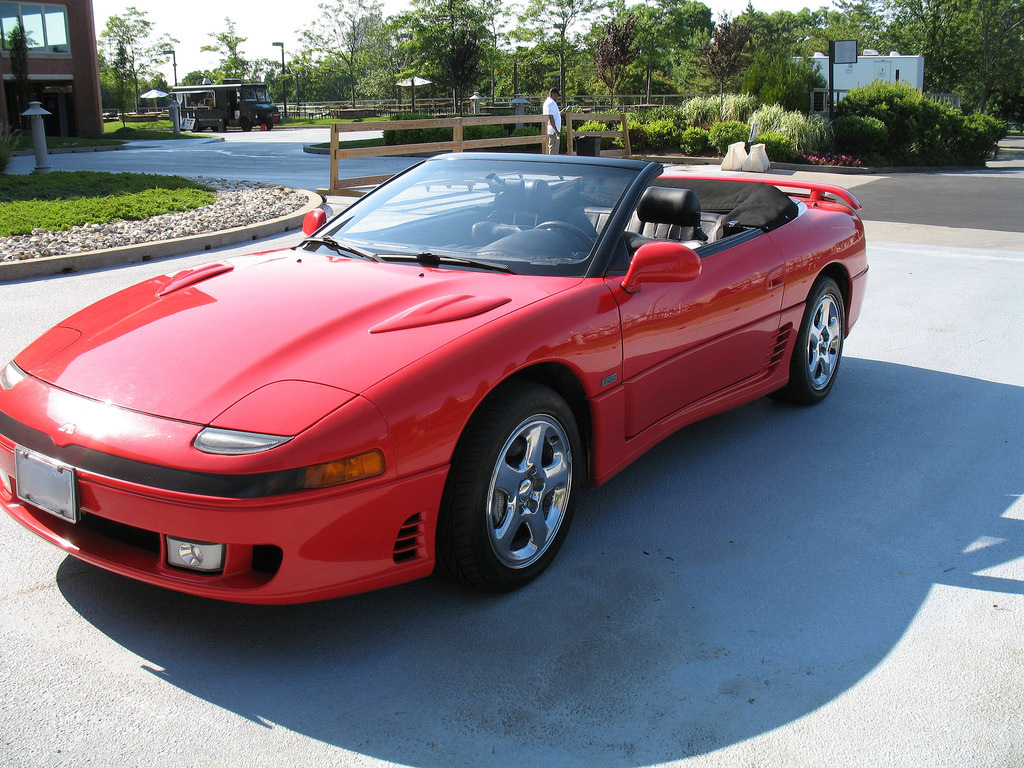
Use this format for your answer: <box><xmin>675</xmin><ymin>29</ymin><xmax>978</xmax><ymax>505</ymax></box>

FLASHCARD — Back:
<box><xmin>543</xmin><ymin>88</ymin><xmax>562</xmax><ymax>155</ymax></box>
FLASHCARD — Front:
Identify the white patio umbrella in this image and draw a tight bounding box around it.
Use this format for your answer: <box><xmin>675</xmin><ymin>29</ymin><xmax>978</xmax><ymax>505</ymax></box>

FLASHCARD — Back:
<box><xmin>396</xmin><ymin>77</ymin><xmax>432</xmax><ymax>111</ymax></box>
<box><xmin>139</xmin><ymin>89</ymin><xmax>168</xmax><ymax>115</ymax></box>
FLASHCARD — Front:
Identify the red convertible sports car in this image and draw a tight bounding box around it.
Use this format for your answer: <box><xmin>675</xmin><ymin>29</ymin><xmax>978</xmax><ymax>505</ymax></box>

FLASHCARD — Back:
<box><xmin>0</xmin><ymin>154</ymin><xmax>867</xmax><ymax>603</ymax></box>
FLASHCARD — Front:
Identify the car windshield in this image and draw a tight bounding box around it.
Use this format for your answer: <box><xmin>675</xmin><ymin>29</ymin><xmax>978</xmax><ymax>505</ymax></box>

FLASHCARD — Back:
<box><xmin>309</xmin><ymin>158</ymin><xmax>640</xmax><ymax>276</ymax></box>
<box><xmin>241</xmin><ymin>86</ymin><xmax>271</xmax><ymax>103</ymax></box>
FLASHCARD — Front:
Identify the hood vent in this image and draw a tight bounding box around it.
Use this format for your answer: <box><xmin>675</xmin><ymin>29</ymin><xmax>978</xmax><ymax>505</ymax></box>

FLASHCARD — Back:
<box><xmin>157</xmin><ymin>262</ymin><xmax>235</xmax><ymax>297</ymax></box>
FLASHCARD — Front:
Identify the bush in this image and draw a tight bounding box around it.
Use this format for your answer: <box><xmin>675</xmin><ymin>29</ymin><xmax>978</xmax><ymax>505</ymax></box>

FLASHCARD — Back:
<box><xmin>758</xmin><ymin>131</ymin><xmax>798</xmax><ymax>163</ymax></box>
<box><xmin>709</xmin><ymin>121</ymin><xmax>750</xmax><ymax>154</ymax></box>
<box><xmin>677</xmin><ymin>126</ymin><xmax>711</xmax><ymax>156</ymax></box>
<box><xmin>956</xmin><ymin>113</ymin><xmax>1007</xmax><ymax>163</ymax></box>
<box><xmin>836</xmin><ymin>82</ymin><xmax>924</xmax><ymax>160</ymax></box>
<box><xmin>624</xmin><ymin>118</ymin><xmax>646</xmax><ymax>151</ymax></box>
<box><xmin>833</xmin><ymin>115</ymin><xmax>888</xmax><ymax>159</ymax></box>
<box><xmin>0</xmin><ymin>123</ymin><xmax>18</xmax><ymax>174</ymax></box>
<box><xmin>837</xmin><ymin>81</ymin><xmax>1007</xmax><ymax>165</ymax></box>
<box><xmin>643</xmin><ymin>119</ymin><xmax>677</xmax><ymax>151</ymax></box>
<box><xmin>678</xmin><ymin>97</ymin><xmax>719</xmax><ymax>128</ymax></box>
<box><xmin>751</xmin><ymin>104</ymin><xmax>832</xmax><ymax>154</ymax></box>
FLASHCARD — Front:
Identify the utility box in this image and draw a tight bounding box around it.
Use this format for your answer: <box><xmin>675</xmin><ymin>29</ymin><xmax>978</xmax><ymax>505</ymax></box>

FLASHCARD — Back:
<box><xmin>797</xmin><ymin>50</ymin><xmax>925</xmax><ymax>92</ymax></box>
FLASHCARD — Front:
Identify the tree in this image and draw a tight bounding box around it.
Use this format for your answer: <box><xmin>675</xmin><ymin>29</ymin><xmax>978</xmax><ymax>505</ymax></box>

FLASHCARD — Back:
<box><xmin>520</xmin><ymin>0</ymin><xmax>606</xmax><ymax>95</ymax></box>
<box><xmin>406</xmin><ymin>0</ymin><xmax>489</xmax><ymax>110</ymax></box>
<box><xmin>98</xmin><ymin>6</ymin><xmax>153</xmax><ymax>113</ymax></box>
<box><xmin>631</xmin><ymin>0</ymin><xmax>713</xmax><ymax>101</ymax></box>
<box><xmin>201</xmin><ymin>18</ymin><xmax>251</xmax><ymax>80</ymax></box>
<box><xmin>594</xmin><ymin>13</ymin><xmax>638</xmax><ymax>95</ymax></box>
<box><xmin>696</xmin><ymin>14</ymin><xmax>751</xmax><ymax>99</ymax></box>
<box><xmin>112</xmin><ymin>41</ymin><xmax>133</xmax><ymax>126</ymax></box>
<box><xmin>300</xmin><ymin>0</ymin><xmax>383</xmax><ymax>106</ymax></box>
<box><xmin>5</xmin><ymin>22</ymin><xmax>31</xmax><ymax>125</ymax></box>
<box><xmin>742</xmin><ymin>48</ymin><xmax>826</xmax><ymax>112</ymax></box>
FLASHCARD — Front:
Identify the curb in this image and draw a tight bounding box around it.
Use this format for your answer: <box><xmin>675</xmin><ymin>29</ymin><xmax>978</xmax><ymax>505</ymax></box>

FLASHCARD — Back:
<box><xmin>0</xmin><ymin>188</ymin><xmax>321</xmax><ymax>284</ymax></box>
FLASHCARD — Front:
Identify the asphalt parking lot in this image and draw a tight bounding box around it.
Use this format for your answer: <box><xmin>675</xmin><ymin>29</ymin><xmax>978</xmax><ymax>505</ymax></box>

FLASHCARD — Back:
<box><xmin>0</xmin><ymin>134</ymin><xmax>1021</xmax><ymax>768</ymax></box>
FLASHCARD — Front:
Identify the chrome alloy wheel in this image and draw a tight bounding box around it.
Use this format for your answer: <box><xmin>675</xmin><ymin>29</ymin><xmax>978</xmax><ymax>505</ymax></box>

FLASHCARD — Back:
<box><xmin>806</xmin><ymin>292</ymin><xmax>842</xmax><ymax>391</ymax></box>
<box><xmin>486</xmin><ymin>415</ymin><xmax>573</xmax><ymax>569</ymax></box>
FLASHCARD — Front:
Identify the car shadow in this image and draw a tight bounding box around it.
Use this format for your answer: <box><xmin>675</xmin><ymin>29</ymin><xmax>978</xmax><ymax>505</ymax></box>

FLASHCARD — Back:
<box><xmin>56</xmin><ymin>357</ymin><xmax>1022</xmax><ymax>766</ymax></box>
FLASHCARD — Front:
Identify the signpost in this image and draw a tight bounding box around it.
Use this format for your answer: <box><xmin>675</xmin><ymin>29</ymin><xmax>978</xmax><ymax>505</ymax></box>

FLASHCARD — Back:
<box><xmin>829</xmin><ymin>40</ymin><xmax>858</xmax><ymax>121</ymax></box>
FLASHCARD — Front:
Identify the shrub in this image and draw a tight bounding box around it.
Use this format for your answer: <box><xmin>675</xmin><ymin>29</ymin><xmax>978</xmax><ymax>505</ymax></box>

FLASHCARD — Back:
<box><xmin>680</xmin><ymin>96</ymin><xmax>722</xmax><ymax>128</ymax></box>
<box><xmin>758</xmin><ymin>131</ymin><xmax>798</xmax><ymax>163</ymax></box>
<box><xmin>709</xmin><ymin>121</ymin><xmax>750</xmax><ymax>154</ymax></box>
<box><xmin>742</xmin><ymin>50</ymin><xmax>826</xmax><ymax>113</ymax></box>
<box><xmin>643</xmin><ymin>119</ymin><xmax>677</xmax><ymax>151</ymax></box>
<box><xmin>677</xmin><ymin>126</ymin><xmax>711</xmax><ymax>156</ymax></box>
<box><xmin>955</xmin><ymin>113</ymin><xmax>1007</xmax><ymax>163</ymax></box>
<box><xmin>0</xmin><ymin>123</ymin><xmax>18</xmax><ymax>174</ymax></box>
<box><xmin>833</xmin><ymin>115</ymin><xmax>888</xmax><ymax>159</ymax></box>
<box><xmin>751</xmin><ymin>105</ymin><xmax>832</xmax><ymax>154</ymax></box>
<box><xmin>836</xmin><ymin>82</ymin><xmax>924</xmax><ymax>159</ymax></box>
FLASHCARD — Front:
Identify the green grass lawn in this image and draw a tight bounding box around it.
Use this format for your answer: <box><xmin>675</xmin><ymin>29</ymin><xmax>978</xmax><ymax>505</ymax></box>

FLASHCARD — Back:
<box><xmin>0</xmin><ymin>171</ymin><xmax>216</xmax><ymax>237</ymax></box>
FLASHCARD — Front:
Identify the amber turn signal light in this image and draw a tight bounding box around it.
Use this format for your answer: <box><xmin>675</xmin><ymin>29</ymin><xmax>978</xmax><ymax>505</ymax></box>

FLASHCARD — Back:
<box><xmin>302</xmin><ymin>450</ymin><xmax>385</xmax><ymax>489</ymax></box>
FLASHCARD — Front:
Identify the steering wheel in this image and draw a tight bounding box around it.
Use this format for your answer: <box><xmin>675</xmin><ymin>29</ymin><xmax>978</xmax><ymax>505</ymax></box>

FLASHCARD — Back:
<box><xmin>535</xmin><ymin>221</ymin><xmax>594</xmax><ymax>250</ymax></box>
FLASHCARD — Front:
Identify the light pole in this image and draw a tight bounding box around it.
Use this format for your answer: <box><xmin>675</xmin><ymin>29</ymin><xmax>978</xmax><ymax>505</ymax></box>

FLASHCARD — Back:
<box><xmin>272</xmin><ymin>41</ymin><xmax>287</xmax><ymax>119</ymax></box>
<box><xmin>161</xmin><ymin>49</ymin><xmax>177</xmax><ymax>86</ymax></box>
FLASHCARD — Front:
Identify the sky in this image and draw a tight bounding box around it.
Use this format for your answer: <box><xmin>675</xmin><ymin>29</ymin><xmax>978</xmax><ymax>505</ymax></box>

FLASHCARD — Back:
<box><xmin>90</xmin><ymin>0</ymin><xmax>827</xmax><ymax>88</ymax></box>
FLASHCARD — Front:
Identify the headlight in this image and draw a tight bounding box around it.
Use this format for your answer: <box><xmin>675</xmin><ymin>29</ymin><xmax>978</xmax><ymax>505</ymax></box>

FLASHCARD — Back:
<box><xmin>1</xmin><ymin>361</ymin><xmax>27</xmax><ymax>391</ymax></box>
<box><xmin>193</xmin><ymin>427</ymin><xmax>293</xmax><ymax>455</ymax></box>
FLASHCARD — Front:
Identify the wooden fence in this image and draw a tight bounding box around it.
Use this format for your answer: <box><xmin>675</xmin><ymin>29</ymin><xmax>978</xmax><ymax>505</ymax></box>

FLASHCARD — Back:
<box><xmin>324</xmin><ymin>112</ymin><xmax>630</xmax><ymax>197</ymax></box>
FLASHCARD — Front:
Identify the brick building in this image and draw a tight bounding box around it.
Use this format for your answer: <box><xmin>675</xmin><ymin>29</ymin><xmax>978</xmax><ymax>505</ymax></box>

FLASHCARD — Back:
<box><xmin>1</xmin><ymin>0</ymin><xmax>103</xmax><ymax>136</ymax></box>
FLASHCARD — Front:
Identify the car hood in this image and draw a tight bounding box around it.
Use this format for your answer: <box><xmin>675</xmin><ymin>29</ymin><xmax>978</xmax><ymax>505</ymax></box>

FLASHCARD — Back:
<box><xmin>17</xmin><ymin>251</ymin><xmax>578</xmax><ymax>427</ymax></box>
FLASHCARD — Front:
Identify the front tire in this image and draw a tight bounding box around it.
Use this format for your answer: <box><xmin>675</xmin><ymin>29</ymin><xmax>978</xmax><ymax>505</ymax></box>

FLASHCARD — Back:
<box><xmin>436</xmin><ymin>382</ymin><xmax>581</xmax><ymax>591</ymax></box>
<box><xmin>773</xmin><ymin>276</ymin><xmax>845</xmax><ymax>405</ymax></box>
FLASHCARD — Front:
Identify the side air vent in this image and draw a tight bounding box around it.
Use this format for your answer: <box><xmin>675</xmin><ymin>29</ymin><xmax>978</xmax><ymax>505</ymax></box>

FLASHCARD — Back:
<box><xmin>767</xmin><ymin>324</ymin><xmax>793</xmax><ymax>371</ymax></box>
<box><xmin>393</xmin><ymin>513</ymin><xmax>424</xmax><ymax>563</ymax></box>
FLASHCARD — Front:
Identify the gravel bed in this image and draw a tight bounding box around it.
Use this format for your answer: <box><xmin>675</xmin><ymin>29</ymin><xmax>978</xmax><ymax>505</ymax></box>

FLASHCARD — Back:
<box><xmin>0</xmin><ymin>178</ymin><xmax>310</xmax><ymax>262</ymax></box>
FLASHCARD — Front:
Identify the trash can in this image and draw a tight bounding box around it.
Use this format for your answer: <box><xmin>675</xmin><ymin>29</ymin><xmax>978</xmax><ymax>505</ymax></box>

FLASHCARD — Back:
<box><xmin>576</xmin><ymin>135</ymin><xmax>601</xmax><ymax>157</ymax></box>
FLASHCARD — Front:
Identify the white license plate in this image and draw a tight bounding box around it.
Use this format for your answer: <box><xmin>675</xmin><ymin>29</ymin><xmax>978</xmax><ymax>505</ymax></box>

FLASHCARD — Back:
<box><xmin>15</xmin><ymin>447</ymin><xmax>78</xmax><ymax>523</ymax></box>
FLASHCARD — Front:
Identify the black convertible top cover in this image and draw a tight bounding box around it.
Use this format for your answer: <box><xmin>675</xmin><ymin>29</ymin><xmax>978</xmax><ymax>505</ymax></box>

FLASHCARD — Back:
<box><xmin>653</xmin><ymin>177</ymin><xmax>799</xmax><ymax>231</ymax></box>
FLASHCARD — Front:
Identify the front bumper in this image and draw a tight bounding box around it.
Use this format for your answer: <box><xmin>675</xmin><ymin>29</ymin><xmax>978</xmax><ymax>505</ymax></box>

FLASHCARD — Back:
<box><xmin>0</xmin><ymin>376</ymin><xmax>446</xmax><ymax>604</ymax></box>
<box><xmin>0</xmin><ymin>441</ymin><xmax>445</xmax><ymax>603</ymax></box>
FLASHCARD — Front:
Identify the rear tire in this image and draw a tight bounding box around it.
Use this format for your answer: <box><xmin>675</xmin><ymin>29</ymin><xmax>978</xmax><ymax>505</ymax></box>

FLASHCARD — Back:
<box><xmin>240</xmin><ymin>117</ymin><xmax>252</xmax><ymax>132</ymax></box>
<box><xmin>436</xmin><ymin>382</ymin><xmax>580</xmax><ymax>591</ymax></box>
<box><xmin>773</xmin><ymin>276</ymin><xmax>845</xmax><ymax>405</ymax></box>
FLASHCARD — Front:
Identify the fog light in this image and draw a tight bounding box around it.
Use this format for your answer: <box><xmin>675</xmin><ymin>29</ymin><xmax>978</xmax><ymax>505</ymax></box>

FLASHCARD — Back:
<box><xmin>0</xmin><ymin>468</ymin><xmax>11</xmax><ymax>495</ymax></box>
<box><xmin>166</xmin><ymin>536</ymin><xmax>224</xmax><ymax>572</ymax></box>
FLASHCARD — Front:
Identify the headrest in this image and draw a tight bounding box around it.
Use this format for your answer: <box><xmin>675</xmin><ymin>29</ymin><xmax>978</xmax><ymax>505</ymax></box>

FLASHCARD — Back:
<box><xmin>637</xmin><ymin>186</ymin><xmax>700</xmax><ymax>227</ymax></box>
<box><xmin>497</xmin><ymin>178</ymin><xmax>551</xmax><ymax>212</ymax></box>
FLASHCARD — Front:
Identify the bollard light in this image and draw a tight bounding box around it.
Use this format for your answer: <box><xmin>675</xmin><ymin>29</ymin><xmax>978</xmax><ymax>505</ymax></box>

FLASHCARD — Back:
<box><xmin>21</xmin><ymin>101</ymin><xmax>52</xmax><ymax>174</ymax></box>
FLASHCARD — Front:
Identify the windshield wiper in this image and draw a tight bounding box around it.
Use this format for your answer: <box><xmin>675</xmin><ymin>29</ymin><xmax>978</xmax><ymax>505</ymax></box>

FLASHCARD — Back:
<box><xmin>302</xmin><ymin>236</ymin><xmax>382</xmax><ymax>262</ymax></box>
<box><xmin>381</xmin><ymin>251</ymin><xmax>516</xmax><ymax>274</ymax></box>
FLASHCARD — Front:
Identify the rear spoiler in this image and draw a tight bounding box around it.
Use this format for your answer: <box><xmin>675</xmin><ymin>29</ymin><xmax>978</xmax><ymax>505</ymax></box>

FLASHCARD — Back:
<box><xmin>679</xmin><ymin>175</ymin><xmax>863</xmax><ymax>212</ymax></box>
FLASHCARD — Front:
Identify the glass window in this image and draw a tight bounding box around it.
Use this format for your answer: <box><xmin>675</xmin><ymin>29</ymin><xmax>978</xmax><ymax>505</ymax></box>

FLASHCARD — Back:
<box><xmin>44</xmin><ymin>5</ymin><xmax>67</xmax><ymax>51</ymax></box>
<box><xmin>19</xmin><ymin>3</ymin><xmax>43</xmax><ymax>49</ymax></box>
<box><xmin>0</xmin><ymin>2</ymin><xmax>21</xmax><ymax>46</ymax></box>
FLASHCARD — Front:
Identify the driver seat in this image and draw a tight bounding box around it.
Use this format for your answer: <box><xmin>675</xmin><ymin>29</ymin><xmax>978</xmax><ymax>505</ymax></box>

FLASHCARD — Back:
<box><xmin>624</xmin><ymin>186</ymin><xmax>707</xmax><ymax>254</ymax></box>
<box><xmin>473</xmin><ymin>179</ymin><xmax>553</xmax><ymax>242</ymax></box>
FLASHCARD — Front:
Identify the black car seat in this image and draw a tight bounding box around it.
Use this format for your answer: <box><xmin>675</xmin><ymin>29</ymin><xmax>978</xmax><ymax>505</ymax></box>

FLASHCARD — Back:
<box><xmin>623</xmin><ymin>186</ymin><xmax>707</xmax><ymax>254</ymax></box>
<box><xmin>473</xmin><ymin>179</ymin><xmax>553</xmax><ymax>242</ymax></box>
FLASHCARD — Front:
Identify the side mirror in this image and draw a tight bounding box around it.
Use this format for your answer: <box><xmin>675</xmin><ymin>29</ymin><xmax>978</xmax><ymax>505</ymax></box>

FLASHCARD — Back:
<box><xmin>303</xmin><ymin>208</ymin><xmax>327</xmax><ymax>236</ymax></box>
<box><xmin>620</xmin><ymin>241</ymin><xmax>702</xmax><ymax>294</ymax></box>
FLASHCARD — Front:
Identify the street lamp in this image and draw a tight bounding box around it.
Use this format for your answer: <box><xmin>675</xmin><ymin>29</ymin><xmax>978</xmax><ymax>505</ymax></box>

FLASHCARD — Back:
<box><xmin>272</xmin><ymin>41</ymin><xmax>287</xmax><ymax>119</ymax></box>
<box><xmin>161</xmin><ymin>49</ymin><xmax>177</xmax><ymax>86</ymax></box>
